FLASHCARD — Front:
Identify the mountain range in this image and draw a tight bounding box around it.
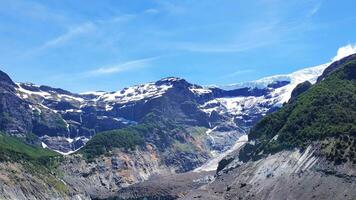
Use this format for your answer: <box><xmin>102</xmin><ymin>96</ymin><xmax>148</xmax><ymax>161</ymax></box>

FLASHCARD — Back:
<box><xmin>5</xmin><ymin>62</ymin><xmax>328</xmax><ymax>155</ymax></box>
<box><xmin>0</xmin><ymin>52</ymin><xmax>354</xmax><ymax>199</ymax></box>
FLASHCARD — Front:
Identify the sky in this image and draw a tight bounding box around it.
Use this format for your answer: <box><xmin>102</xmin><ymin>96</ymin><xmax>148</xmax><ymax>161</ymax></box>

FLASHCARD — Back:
<box><xmin>0</xmin><ymin>0</ymin><xmax>356</xmax><ymax>93</ymax></box>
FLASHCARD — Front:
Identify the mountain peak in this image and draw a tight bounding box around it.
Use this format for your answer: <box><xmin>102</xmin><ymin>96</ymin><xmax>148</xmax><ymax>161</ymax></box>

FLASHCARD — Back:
<box><xmin>0</xmin><ymin>70</ymin><xmax>16</xmax><ymax>87</ymax></box>
<box><xmin>156</xmin><ymin>77</ymin><xmax>187</xmax><ymax>85</ymax></box>
<box><xmin>159</xmin><ymin>77</ymin><xmax>183</xmax><ymax>82</ymax></box>
<box><xmin>317</xmin><ymin>53</ymin><xmax>356</xmax><ymax>82</ymax></box>
<box><xmin>155</xmin><ymin>77</ymin><xmax>191</xmax><ymax>88</ymax></box>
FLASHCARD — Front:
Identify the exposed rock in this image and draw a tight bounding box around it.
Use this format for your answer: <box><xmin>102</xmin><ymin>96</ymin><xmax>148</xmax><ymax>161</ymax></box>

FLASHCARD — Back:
<box><xmin>289</xmin><ymin>81</ymin><xmax>311</xmax><ymax>102</ymax></box>
<box><xmin>181</xmin><ymin>147</ymin><xmax>356</xmax><ymax>200</ymax></box>
<box><xmin>0</xmin><ymin>162</ymin><xmax>89</xmax><ymax>200</ymax></box>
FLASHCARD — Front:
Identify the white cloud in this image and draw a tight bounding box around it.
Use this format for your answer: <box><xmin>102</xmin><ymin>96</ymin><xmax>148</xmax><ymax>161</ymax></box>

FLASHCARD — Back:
<box><xmin>88</xmin><ymin>57</ymin><xmax>158</xmax><ymax>76</ymax></box>
<box><xmin>156</xmin><ymin>1</ymin><xmax>185</xmax><ymax>14</ymax></box>
<box><xmin>173</xmin><ymin>41</ymin><xmax>272</xmax><ymax>53</ymax></box>
<box><xmin>332</xmin><ymin>44</ymin><xmax>356</xmax><ymax>61</ymax></box>
<box><xmin>22</xmin><ymin>22</ymin><xmax>95</xmax><ymax>58</ymax></box>
<box><xmin>35</xmin><ymin>14</ymin><xmax>133</xmax><ymax>53</ymax></box>
<box><xmin>144</xmin><ymin>9</ymin><xmax>159</xmax><ymax>14</ymax></box>
<box><xmin>166</xmin><ymin>21</ymin><xmax>296</xmax><ymax>53</ymax></box>
<box><xmin>308</xmin><ymin>3</ymin><xmax>322</xmax><ymax>17</ymax></box>
<box><xmin>221</xmin><ymin>69</ymin><xmax>256</xmax><ymax>78</ymax></box>
<box><xmin>97</xmin><ymin>14</ymin><xmax>135</xmax><ymax>24</ymax></box>
<box><xmin>40</xmin><ymin>22</ymin><xmax>95</xmax><ymax>49</ymax></box>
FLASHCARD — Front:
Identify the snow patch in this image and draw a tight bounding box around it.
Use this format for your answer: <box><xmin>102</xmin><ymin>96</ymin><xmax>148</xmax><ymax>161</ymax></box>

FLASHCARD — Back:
<box><xmin>201</xmin><ymin>95</ymin><xmax>271</xmax><ymax>117</ymax></box>
<box><xmin>194</xmin><ymin>134</ymin><xmax>248</xmax><ymax>172</ymax></box>
<box><xmin>41</xmin><ymin>142</ymin><xmax>48</xmax><ymax>148</ymax></box>
<box><xmin>16</xmin><ymin>83</ymin><xmax>51</xmax><ymax>98</ymax></box>
<box><xmin>80</xmin><ymin>91</ymin><xmax>106</xmax><ymax>96</ymax></box>
<box><xmin>189</xmin><ymin>86</ymin><xmax>212</xmax><ymax>95</ymax></box>
<box><xmin>96</xmin><ymin>82</ymin><xmax>173</xmax><ymax>104</ymax></box>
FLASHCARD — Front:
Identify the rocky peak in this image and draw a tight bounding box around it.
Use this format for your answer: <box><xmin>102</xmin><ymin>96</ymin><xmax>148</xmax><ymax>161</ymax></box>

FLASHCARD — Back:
<box><xmin>317</xmin><ymin>53</ymin><xmax>356</xmax><ymax>82</ymax></box>
<box><xmin>155</xmin><ymin>77</ymin><xmax>191</xmax><ymax>88</ymax></box>
<box><xmin>0</xmin><ymin>70</ymin><xmax>16</xmax><ymax>88</ymax></box>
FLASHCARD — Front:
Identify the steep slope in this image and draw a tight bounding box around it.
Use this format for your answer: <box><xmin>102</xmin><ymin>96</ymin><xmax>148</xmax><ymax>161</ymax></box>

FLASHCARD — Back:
<box><xmin>182</xmin><ymin>54</ymin><xmax>356</xmax><ymax>200</ymax></box>
<box><xmin>0</xmin><ymin>133</ymin><xmax>87</xmax><ymax>199</ymax></box>
<box><xmin>0</xmin><ymin>72</ymin><xmax>33</xmax><ymax>137</ymax></box>
<box><xmin>241</xmin><ymin>54</ymin><xmax>356</xmax><ymax>163</ymax></box>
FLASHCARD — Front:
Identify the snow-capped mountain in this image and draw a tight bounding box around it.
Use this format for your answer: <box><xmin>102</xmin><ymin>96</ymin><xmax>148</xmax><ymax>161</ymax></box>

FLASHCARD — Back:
<box><xmin>1</xmin><ymin>52</ymin><xmax>354</xmax><ymax>199</ymax></box>
<box><xmin>1</xmin><ymin>61</ymin><xmax>328</xmax><ymax>154</ymax></box>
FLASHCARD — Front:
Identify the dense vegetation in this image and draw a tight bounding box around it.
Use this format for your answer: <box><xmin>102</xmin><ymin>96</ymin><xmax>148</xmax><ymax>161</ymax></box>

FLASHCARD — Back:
<box><xmin>0</xmin><ymin>133</ymin><xmax>68</xmax><ymax>193</ymax></box>
<box><xmin>80</xmin><ymin>127</ymin><xmax>145</xmax><ymax>160</ymax></box>
<box><xmin>80</xmin><ymin>113</ymin><xmax>191</xmax><ymax>160</ymax></box>
<box><xmin>0</xmin><ymin>132</ymin><xmax>59</xmax><ymax>166</ymax></box>
<box><xmin>240</xmin><ymin>55</ymin><xmax>356</xmax><ymax>164</ymax></box>
<box><xmin>79</xmin><ymin>111</ymin><xmax>209</xmax><ymax>161</ymax></box>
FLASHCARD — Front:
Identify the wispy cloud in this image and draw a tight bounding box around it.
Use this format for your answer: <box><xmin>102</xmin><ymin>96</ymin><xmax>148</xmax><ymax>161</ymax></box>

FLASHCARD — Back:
<box><xmin>144</xmin><ymin>8</ymin><xmax>159</xmax><ymax>14</ymax></box>
<box><xmin>0</xmin><ymin>0</ymin><xmax>65</xmax><ymax>22</ymax></box>
<box><xmin>21</xmin><ymin>22</ymin><xmax>95</xmax><ymax>58</ymax></box>
<box><xmin>156</xmin><ymin>1</ymin><xmax>185</xmax><ymax>14</ymax></box>
<box><xmin>40</xmin><ymin>22</ymin><xmax>95</xmax><ymax>50</ymax></box>
<box><xmin>332</xmin><ymin>44</ymin><xmax>356</xmax><ymax>61</ymax></box>
<box><xmin>308</xmin><ymin>2</ymin><xmax>322</xmax><ymax>17</ymax></box>
<box><xmin>168</xmin><ymin>22</ymin><xmax>279</xmax><ymax>53</ymax></box>
<box><xmin>173</xmin><ymin>40</ymin><xmax>272</xmax><ymax>53</ymax></box>
<box><xmin>28</xmin><ymin>14</ymin><xmax>134</xmax><ymax>56</ymax></box>
<box><xmin>87</xmin><ymin>56</ymin><xmax>159</xmax><ymax>76</ymax></box>
<box><xmin>166</xmin><ymin>12</ymin><xmax>321</xmax><ymax>54</ymax></box>
<box><xmin>96</xmin><ymin>14</ymin><xmax>135</xmax><ymax>24</ymax></box>
<box><xmin>44</xmin><ymin>56</ymin><xmax>161</xmax><ymax>83</ymax></box>
<box><xmin>221</xmin><ymin>69</ymin><xmax>256</xmax><ymax>78</ymax></box>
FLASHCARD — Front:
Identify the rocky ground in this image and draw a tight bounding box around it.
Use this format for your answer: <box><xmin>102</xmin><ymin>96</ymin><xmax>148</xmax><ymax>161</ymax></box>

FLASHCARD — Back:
<box><xmin>115</xmin><ymin>171</ymin><xmax>214</xmax><ymax>200</ymax></box>
<box><xmin>0</xmin><ymin>162</ymin><xmax>89</xmax><ymax>200</ymax></box>
<box><xmin>181</xmin><ymin>146</ymin><xmax>356</xmax><ymax>200</ymax></box>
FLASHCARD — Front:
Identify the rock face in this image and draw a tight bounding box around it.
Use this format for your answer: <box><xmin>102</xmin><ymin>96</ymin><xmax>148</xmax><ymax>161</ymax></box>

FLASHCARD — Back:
<box><xmin>181</xmin><ymin>146</ymin><xmax>356</xmax><ymax>200</ymax></box>
<box><xmin>59</xmin><ymin>150</ymin><xmax>178</xmax><ymax>199</ymax></box>
<box><xmin>0</xmin><ymin>162</ymin><xmax>89</xmax><ymax>200</ymax></box>
<box><xmin>0</xmin><ymin>72</ymin><xmax>33</xmax><ymax>137</ymax></box>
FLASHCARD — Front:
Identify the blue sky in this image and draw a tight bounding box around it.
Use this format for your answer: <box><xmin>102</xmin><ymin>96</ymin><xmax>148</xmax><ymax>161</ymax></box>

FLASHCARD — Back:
<box><xmin>0</xmin><ymin>0</ymin><xmax>356</xmax><ymax>92</ymax></box>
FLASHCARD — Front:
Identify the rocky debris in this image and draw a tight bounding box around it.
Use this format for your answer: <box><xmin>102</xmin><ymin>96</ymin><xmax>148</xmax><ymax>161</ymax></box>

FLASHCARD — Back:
<box><xmin>181</xmin><ymin>146</ymin><xmax>356</xmax><ymax>200</ymax></box>
<box><xmin>0</xmin><ymin>162</ymin><xmax>89</xmax><ymax>200</ymax></box>
<box><xmin>115</xmin><ymin>171</ymin><xmax>214</xmax><ymax>200</ymax></box>
<box><xmin>59</xmin><ymin>148</ymin><xmax>171</xmax><ymax>199</ymax></box>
